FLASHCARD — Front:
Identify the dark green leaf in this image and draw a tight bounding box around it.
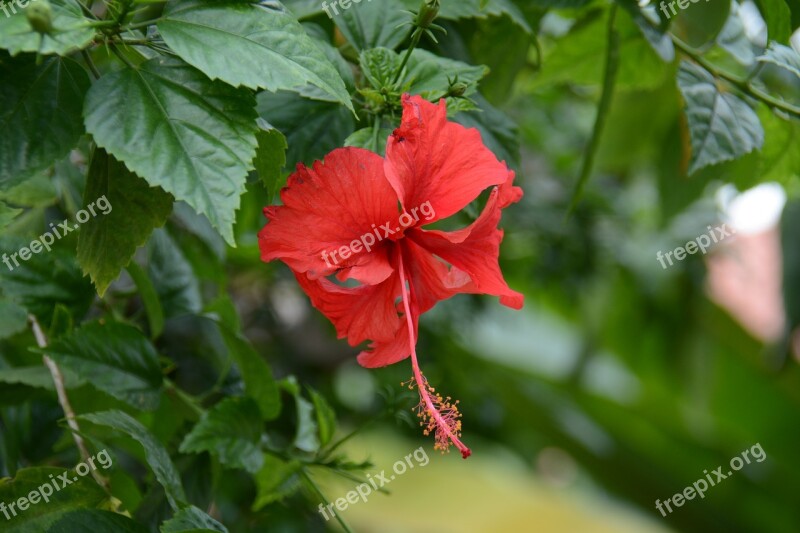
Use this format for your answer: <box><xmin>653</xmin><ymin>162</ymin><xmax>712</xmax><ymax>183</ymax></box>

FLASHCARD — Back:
<box><xmin>145</xmin><ymin>229</ymin><xmax>201</xmax><ymax>319</ymax></box>
<box><xmin>0</xmin><ymin>201</ymin><xmax>22</xmax><ymax>228</ymax></box>
<box><xmin>157</xmin><ymin>0</ymin><xmax>352</xmax><ymax>109</ymax></box>
<box><xmin>755</xmin><ymin>0</ymin><xmax>792</xmax><ymax>43</ymax></box>
<box><xmin>0</xmin><ymin>365</ymin><xmax>83</xmax><ymax>389</ymax></box>
<box><xmin>677</xmin><ymin>60</ymin><xmax>764</xmax><ymax>174</ymax></box>
<box><xmin>126</xmin><ymin>261</ymin><xmax>165</xmax><ymax>339</ymax></box>
<box><xmin>0</xmin><ymin>467</ymin><xmax>109</xmax><ymax>532</ymax></box>
<box><xmin>254</xmin><ymin>120</ymin><xmax>288</xmax><ymax>202</ymax></box>
<box><xmin>83</xmin><ymin>57</ymin><xmax>259</xmax><ymax>246</ymax></box>
<box><xmin>332</xmin><ymin>0</ymin><xmax>410</xmax><ymax>51</ymax></box>
<box><xmin>308</xmin><ymin>388</ymin><xmax>336</xmax><ymax>447</ymax></box>
<box><xmin>252</xmin><ymin>454</ymin><xmax>302</xmax><ymax>510</ymax></box>
<box><xmin>180</xmin><ymin>396</ymin><xmax>264</xmax><ymax>473</ymax></box>
<box><xmin>0</xmin><ymin>0</ymin><xmax>95</xmax><ymax>56</ymax></box>
<box><xmin>405</xmin><ymin>49</ymin><xmax>488</xmax><ymax>98</ymax></box>
<box><xmin>344</xmin><ymin>126</ymin><xmax>393</xmax><ymax>155</ymax></box>
<box><xmin>77</xmin><ymin>149</ymin><xmax>173</xmax><ymax>296</ymax></box>
<box><xmin>217</xmin><ymin>323</ymin><xmax>280</xmax><ymax>420</ymax></box>
<box><xmin>48</xmin><ymin>509</ymin><xmax>148</xmax><ymax>532</ymax></box>
<box><xmin>43</xmin><ymin>321</ymin><xmax>163</xmax><ymax>410</ymax></box>
<box><xmin>79</xmin><ymin>409</ymin><xmax>187</xmax><ymax>510</ymax></box>
<box><xmin>670</xmin><ymin>0</ymin><xmax>731</xmax><ymax>49</ymax></box>
<box><xmin>0</xmin><ymin>55</ymin><xmax>89</xmax><ymax>190</ymax></box>
<box><xmin>0</xmin><ymin>298</ymin><xmax>27</xmax><ymax>339</ymax></box>
<box><xmin>160</xmin><ymin>505</ymin><xmax>228</xmax><ymax>533</ymax></box>
<box><xmin>281</xmin><ymin>376</ymin><xmax>319</xmax><ymax>453</ymax></box>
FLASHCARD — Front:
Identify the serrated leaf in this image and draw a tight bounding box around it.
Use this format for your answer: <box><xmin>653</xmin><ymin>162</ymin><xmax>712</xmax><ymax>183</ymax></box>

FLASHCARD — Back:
<box><xmin>757</xmin><ymin>42</ymin><xmax>800</xmax><ymax>79</ymax></box>
<box><xmin>0</xmin><ymin>299</ymin><xmax>27</xmax><ymax>338</ymax></box>
<box><xmin>179</xmin><ymin>396</ymin><xmax>264</xmax><ymax>473</ymax></box>
<box><xmin>48</xmin><ymin>509</ymin><xmax>148</xmax><ymax>532</ymax></box>
<box><xmin>359</xmin><ymin>47</ymin><xmax>403</xmax><ymax>91</ymax></box>
<box><xmin>79</xmin><ymin>410</ymin><xmax>187</xmax><ymax>510</ymax></box>
<box><xmin>157</xmin><ymin>0</ymin><xmax>352</xmax><ymax>110</ymax></box>
<box><xmin>0</xmin><ymin>55</ymin><xmax>89</xmax><ymax>190</ymax></box>
<box><xmin>43</xmin><ymin>321</ymin><xmax>164</xmax><ymax>410</ymax></box>
<box><xmin>405</xmin><ymin>49</ymin><xmax>488</xmax><ymax>97</ymax></box>
<box><xmin>0</xmin><ymin>239</ymin><xmax>94</xmax><ymax>325</ymax></box>
<box><xmin>252</xmin><ymin>454</ymin><xmax>302</xmax><ymax>510</ymax></box>
<box><xmin>77</xmin><ymin>149</ymin><xmax>173</xmax><ymax>296</ymax></box>
<box><xmin>160</xmin><ymin>505</ymin><xmax>228</xmax><ymax>533</ymax></box>
<box><xmin>332</xmin><ymin>0</ymin><xmax>411</xmax><ymax>51</ymax></box>
<box><xmin>677</xmin><ymin>61</ymin><xmax>764</xmax><ymax>174</ymax></box>
<box><xmin>257</xmin><ymin>91</ymin><xmax>356</xmax><ymax>168</ymax></box>
<box><xmin>216</xmin><ymin>322</ymin><xmax>280</xmax><ymax>420</ymax></box>
<box><xmin>0</xmin><ymin>0</ymin><xmax>95</xmax><ymax>56</ymax></box>
<box><xmin>254</xmin><ymin>120</ymin><xmax>288</xmax><ymax>202</ymax></box>
<box><xmin>344</xmin><ymin>126</ymin><xmax>393</xmax><ymax>155</ymax></box>
<box><xmin>83</xmin><ymin>57</ymin><xmax>259</xmax><ymax>246</ymax></box>
<box><xmin>0</xmin><ymin>467</ymin><xmax>109</xmax><ymax>532</ymax></box>
<box><xmin>145</xmin><ymin>229</ymin><xmax>201</xmax><ymax>319</ymax></box>
<box><xmin>308</xmin><ymin>388</ymin><xmax>336</xmax><ymax>447</ymax></box>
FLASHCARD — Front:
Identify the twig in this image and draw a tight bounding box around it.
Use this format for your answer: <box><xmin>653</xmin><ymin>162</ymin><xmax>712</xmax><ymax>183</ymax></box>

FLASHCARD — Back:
<box><xmin>30</xmin><ymin>315</ymin><xmax>111</xmax><ymax>492</ymax></box>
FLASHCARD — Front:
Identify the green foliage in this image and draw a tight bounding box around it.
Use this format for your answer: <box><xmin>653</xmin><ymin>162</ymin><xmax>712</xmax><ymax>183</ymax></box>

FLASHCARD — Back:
<box><xmin>1</xmin><ymin>0</ymin><xmax>800</xmax><ymax>530</ymax></box>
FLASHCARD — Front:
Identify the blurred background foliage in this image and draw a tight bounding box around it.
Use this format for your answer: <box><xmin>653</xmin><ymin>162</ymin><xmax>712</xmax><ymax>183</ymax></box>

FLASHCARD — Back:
<box><xmin>2</xmin><ymin>0</ymin><xmax>800</xmax><ymax>531</ymax></box>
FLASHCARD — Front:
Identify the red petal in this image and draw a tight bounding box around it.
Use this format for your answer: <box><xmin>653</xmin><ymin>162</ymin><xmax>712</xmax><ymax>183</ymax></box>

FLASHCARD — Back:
<box><xmin>294</xmin><ymin>270</ymin><xmax>401</xmax><ymax>346</ymax></box>
<box><xmin>409</xmin><ymin>185</ymin><xmax>524</xmax><ymax>310</ymax></box>
<box><xmin>384</xmin><ymin>95</ymin><xmax>510</xmax><ymax>223</ymax></box>
<box><xmin>259</xmin><ymin>148</ymin><xmax>399</xmax><ymax>283</ymax></box>
<box><xmin>356</xmin><ymin>315</ymin><xmax>417</xmax><ymax>368</ymax></box>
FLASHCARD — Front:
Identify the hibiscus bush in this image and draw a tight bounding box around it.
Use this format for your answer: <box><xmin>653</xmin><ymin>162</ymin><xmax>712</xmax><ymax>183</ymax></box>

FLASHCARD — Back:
<box><xmin>2</xmin><ymin>0</ymin><xmax>800</xmax><ymax>531</ymax></box>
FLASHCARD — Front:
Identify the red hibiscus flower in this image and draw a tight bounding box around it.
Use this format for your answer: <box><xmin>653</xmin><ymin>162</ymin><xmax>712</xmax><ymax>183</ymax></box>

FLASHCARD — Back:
<box><xmin>259</xmin><ymin>94</ymin><xmax>523</xmax><ymax>458</ymax></box>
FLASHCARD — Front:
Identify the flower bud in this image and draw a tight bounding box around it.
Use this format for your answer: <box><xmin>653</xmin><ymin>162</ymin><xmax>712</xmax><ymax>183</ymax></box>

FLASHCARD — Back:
<box><xmin>414</xmin><ymin>0</ymin><xmax>440</xmax><ymax>29</ymax></box>
<box><xmin>27</xmin><ymin>0</ymin><xmax>54</xmax><ymax>34</ymax></box>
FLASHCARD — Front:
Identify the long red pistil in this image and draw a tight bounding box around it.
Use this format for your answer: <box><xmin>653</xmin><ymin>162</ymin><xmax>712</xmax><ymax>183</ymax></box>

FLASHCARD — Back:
<box><xmin>397</xmin><ymin>252</ymin><xmax>471</xmax><ymax>459</ymax></box>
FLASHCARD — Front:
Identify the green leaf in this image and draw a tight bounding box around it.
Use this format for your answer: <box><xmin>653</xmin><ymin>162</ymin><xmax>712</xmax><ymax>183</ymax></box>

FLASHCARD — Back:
<box><xmin>253</xmin><ymin>120</ymin><xmax>288</xmax><ymax>202</ymax></box>
<box><xmin>126</xmin><ymin>261</ymin><xmax>165</xmax><ymax>339</ymax></box>
<box><xmin>0</xmin><ymin>466</ymin><xmax>109</xmax><ymax>532</ymax></box>
<box><xmin>43</xmin><ymin>321</ymin><xmax>163</xmax><ymax>410</ymax></box>
<box><xmin>344</xmin><ymin>126</ymin><xmax>393</xmax><ymax>155</ymax></box>
<box><xmin>145</xmin><ymin>229</ymin><xmax>202</xmax><ymax>319</ymax></box>
<box><xmin>79</xmin><ymin>410</ymin><xmax>187</xmax><ymax>510</ymax></box>
<box><xmin>157</xmin><ymin>0</ymin><xmax>352</xmax><ymax>110</ymax></box>
<box><xmin>0</xmin><ymin>55</ymin><xmax>89</xmax><ymax>190</ymax></box>
<box><xmin>160</xmin><ymin>505</ymin><xmax>228</xmax><ymax>533</ymax></box>
<box><xmin>398</xmin><ymin>0</ymin><xmax>531</xmax><ymax>32</ymax></box>
<box><xmin>758</xmin><ymin>106</ymin><xmax>800</xmax><ymax>183</ymax></box>
<box><xmin>757</xmin><ymin>42</ymin><xmax>800</xmax><ymax>79</ymax></box>
<box><xmin>0</xmin><ymin>365</ymin><xmax>84</xmax><ymax>389</ymax></box>
<box><xmin>252</xmin><ymin>454</ymin><xmax>302</xmax><ymax>510</ymax></box>
<box><xmin>308</xmin><ymin>388</ymin><xmax>336</xmax><ymax>447</ymax></box>
<box><xmin>468</xmin><ymin>15</ymin><xmax>531</xmax><ymax>104</ymax></box>
<box><xmin>0</xmin><ymin>170</ymin><xmax>58</xmax><ymax>207</ymax></box>
<box><xmin>670</xmin><ymin>0</ymin><xmax>731</xmax><ymax>49</ymax></box>
<box><xmin>332</xmin><ymin>0</ymin><xmax>411</xmax><ymax>51</ymax></box>
<box><xmin>677</xmin><ymin>60</ymin><xmax>764</xmax><ymax>174</ymax></box>
<box><xmin>0</xmin><ymin>298</ymin><xmax>27</xmax><ymax>339</ymax></box>
<box><xmin>281</xmin><ymin>376</ymin><xmax>319</xmax><ymax>453</ymax></box>
<box><xmin>755</xmin><ymin>0</ymin><xmax>791</xmax><ymax>43</ymax></box>
<box><xmin>405</xmin><ymin>49</ymin><xmax>488</xmax><ymax>98</ymax></box>
<box><xmin>77</xmin><ymin>149</ymin><xmax>173</xmax><ymax>297</ymax></box>
<box><xmin>257</xmin><ymin>91</ymin><xmax>356</xmax><ymax>168</ymax></box>
<box><xmin>48</xmin><ymin>509</ymin><xmax>148</xmax><ymax>532</ymax></box>
<box><xmin>0</xmin><ymin>240</ymin><xmax>94</xmax><ymax>325</ymax></box>
<box><xmin>359</xmin><ymin>47</ymin><xmax>403</xmax><ymax>91</ymax></box>
<box><xmin>216</xmin><ymin>323</ymin><xmax>280</xmax><ymax>420</ymax></box>
<box><xmin>0</xmin><ymin>201</ymin><xmax>22</xmax><ymax>228</ymax></box>
<box><xmin>0</xmin><ymin>0</ymin><xmax>95</xmax><ymax>56</ymax></box>
<box><xmin>179</xmin><ymin>396</ymin><xmax>264</xmax><ymax>473</ymax></box>
<box><xmin>83</xmin><ymin>57</ymin><xmax>259</xmax><ymax>246</ymax></box>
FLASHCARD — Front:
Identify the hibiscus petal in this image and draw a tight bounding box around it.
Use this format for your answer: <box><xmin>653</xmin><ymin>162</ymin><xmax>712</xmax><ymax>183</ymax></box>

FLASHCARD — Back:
<box><xmin>384</xmin><ymin>94</ymin><xmax>511</xmax><ymax>223</ymax></box>
<box><xmin>259</xmin><ymin>147</ymin><xmax>399</xmax><ymax>283</ymax></box>
<box><xmin>409</xmin><ymin>185</ymin><xmax>524</xmax><ymax>310</ymax></box>
<box><xmin>402</xmin><ymin>239</ymin><xmax>467</xmax><ymax>314</ymax></box>
<box><xmin>356</xmin><ymin>315</ymin><xmax>417</xmax><ymax>368</ymax></box>
<box><xmin>294</xmin><ymin>270</ymin><xmax>401</xmax><ymax>345</ymax></box>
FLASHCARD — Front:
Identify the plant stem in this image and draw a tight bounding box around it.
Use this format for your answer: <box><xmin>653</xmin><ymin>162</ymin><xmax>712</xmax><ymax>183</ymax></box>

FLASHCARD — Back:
<box><xmin>30</xmin><ymin>316</ymin><xmax>110</xmax><ymax>493</ymax></box>
<box><xmin>671</xmin><ymin>37</ymin><xmax>800</xmax><ymax>118</ymax></box>
<box><xmin>567</xmin><ymin>4</ymin><xmax>619</xmax><ymax>216</ymax></box>
<box><xmin>82</xmin><ymin>50</ymin><xmax>101</xmax><ymax>79</ymax></box>
<box><xmin>392</xmin><ymin>30</ymin><xmax>421</xmax><ymax>86</ymax></box>
<box><xmin>300</xmin><ymin>469</ymin><xmax>354</xmax><ymax>533</ymax></box>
